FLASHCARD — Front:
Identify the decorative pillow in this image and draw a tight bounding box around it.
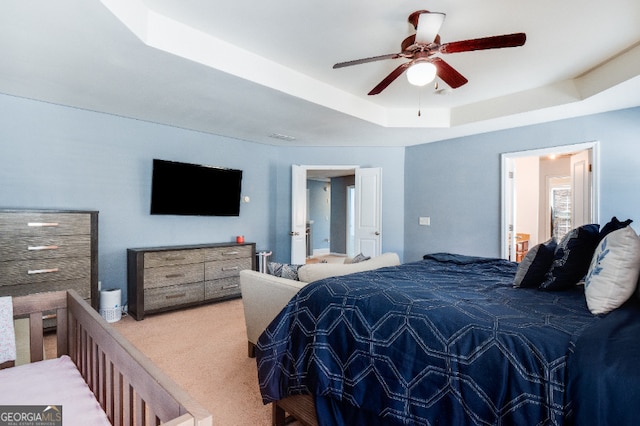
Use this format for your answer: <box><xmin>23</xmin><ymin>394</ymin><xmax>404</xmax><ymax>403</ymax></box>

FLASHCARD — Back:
<box><xmin>585</xmin><ymin>226</ymin><xmax>640</xmax><ymax>315</ymax></box>
<box><xmin>539</xmin><ymin>224</ymin><xmax>601</xmax><ymax>291</ymax></box>
<box><xmin>513</xmin><ymin>239</ymin><xmax>557</xmax><ymax>288</ymax></box>
<box><xmin>599</xmin><ymin>216</ymin><xmax>633</xmax><ymax>241</ymax></box>
<box><xmin>351</xmin><ymin>253</ymin><xmax>371</xmax><ymax>263</ymax></box>
<box><xmin>267</xmin><ymin>262</ymin><xmax>303</xmax><ymax>280</ymax></box>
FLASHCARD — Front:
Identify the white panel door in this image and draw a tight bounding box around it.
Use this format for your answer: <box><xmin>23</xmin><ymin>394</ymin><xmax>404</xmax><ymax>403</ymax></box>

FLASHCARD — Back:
<box><xmin>504</xmin><ymin>158</ymin><xmax>516</xmax><ymax>261</ymax></box>
<box><xmin>571</xmin><ymin>150</ymin><xmax>592</xmax><ymax>227</ymax></box>
<box><xmin>354</xmin><ymin>168</ymin><xmax>382</xmax><ymax>257</ymax></box>
<box><xmin>290</xmin><ymin>165</ymin><xmax>307</xmax><ymax>265</ymax></box>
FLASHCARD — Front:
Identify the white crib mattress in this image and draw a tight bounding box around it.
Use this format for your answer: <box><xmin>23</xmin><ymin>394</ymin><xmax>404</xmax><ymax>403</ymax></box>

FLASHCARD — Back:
<box><xmin>0</xmin><ymin>355</ymin><xmax>111</xmax><ymax>426</ymax></box>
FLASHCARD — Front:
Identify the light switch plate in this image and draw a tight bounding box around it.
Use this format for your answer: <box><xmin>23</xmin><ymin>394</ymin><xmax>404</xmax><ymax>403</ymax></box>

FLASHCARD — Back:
<box><xmin>419</xmin><ymin>216</ymin><xmax>431</xmax><ymax>226</ymax></box>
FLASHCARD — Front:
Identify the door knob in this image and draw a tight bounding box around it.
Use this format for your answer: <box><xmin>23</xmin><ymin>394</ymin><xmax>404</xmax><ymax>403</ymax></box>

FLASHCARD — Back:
<box><xmin>375</xmin><ymin>231</ymin><xmax>381</xmax><ymax>236</ymax></box>
<box><xmin>290</xmin><ymin>231</ymin><xmax>300</xmax><ymax>236</ymax></box>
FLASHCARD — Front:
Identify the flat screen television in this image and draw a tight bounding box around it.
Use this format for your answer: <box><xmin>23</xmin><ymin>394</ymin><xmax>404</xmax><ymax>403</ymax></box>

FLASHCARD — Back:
<box><xmin>150</xmin><ymin>159</ymin><xmax>243</xmax><ymax>216</ymax></box>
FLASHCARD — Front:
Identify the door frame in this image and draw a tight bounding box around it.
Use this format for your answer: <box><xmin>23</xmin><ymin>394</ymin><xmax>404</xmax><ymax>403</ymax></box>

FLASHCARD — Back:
<box><xmin>500</xmin><ymin>141</ymin><xmax>600</xmax><ymax>259</ymax></box>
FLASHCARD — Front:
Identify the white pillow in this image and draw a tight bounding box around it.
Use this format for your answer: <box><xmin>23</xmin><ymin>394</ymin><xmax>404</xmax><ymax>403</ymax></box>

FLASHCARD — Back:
<box><xmin>585</xmin><ymin>226</ymin><xmax>640</xmax><ymax>315</ymax></box>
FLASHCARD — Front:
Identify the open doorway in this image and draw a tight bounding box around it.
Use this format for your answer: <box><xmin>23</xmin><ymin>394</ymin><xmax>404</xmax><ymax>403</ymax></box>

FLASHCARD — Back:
<box><xmin>501</xmin><ymin>142</ymin><xmax>600</xmax><ymax>260</ymax></box>
<box><xmin>291</xmin><ymin>166</ymin><xmax>382</xmax><ymax>264</ymax></box>
<box><xmin>306</xmin><ymin>173</ymin><xmax>356</xmax><ymax>259</ymax></box>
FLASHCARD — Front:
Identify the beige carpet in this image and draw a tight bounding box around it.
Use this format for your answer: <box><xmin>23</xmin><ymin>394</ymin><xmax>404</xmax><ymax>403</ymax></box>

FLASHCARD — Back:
<box><xmin>112</xmin><ymin>298</ymin><xmax>272</xmax><ymax>426</ymax></box>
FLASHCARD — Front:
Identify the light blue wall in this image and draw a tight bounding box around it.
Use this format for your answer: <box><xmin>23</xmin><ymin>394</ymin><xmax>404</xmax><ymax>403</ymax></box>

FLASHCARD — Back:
<box><xmin>308</xmin><ymin>179</ymin><xmax>330</xmax><ymax>253</ymax></box>
<box><xmin>403</xmin><ymin>107</ymin><xmax>640</xmax><ymax>262</ymax></box>
<box><xmin>0</xmin><ymin>93</ymin><xmax>405</xmax><ymax>307</ymax></box>
<box><xmin>0</xmin><ymin>94</ymin><xmax>276</xmax><ymax>304</ymax></box>
<box><xmin>330</xmin><ymin>175</ymin><xmax>354</xmax><ymax>254</ymax></box>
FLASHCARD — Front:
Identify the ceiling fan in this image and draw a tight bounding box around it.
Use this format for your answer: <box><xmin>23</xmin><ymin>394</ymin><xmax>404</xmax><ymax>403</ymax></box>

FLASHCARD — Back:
<box><xmin>333</xmin><ymin>10</ymin><xmax>526</xmax><ymax>95</ymax></box>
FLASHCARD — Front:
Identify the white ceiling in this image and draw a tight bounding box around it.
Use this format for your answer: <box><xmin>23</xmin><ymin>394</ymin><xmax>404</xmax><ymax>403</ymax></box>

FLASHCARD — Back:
<box><xmin>1</xmin><ymin>0</ymin><xmax>639</xmax><ymax>147</ymax></box>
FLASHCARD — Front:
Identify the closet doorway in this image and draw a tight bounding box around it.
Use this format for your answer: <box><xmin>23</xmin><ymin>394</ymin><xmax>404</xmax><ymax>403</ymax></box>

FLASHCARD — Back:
<box><xmin>500</xmin><ymin>141</ymin><xmax>600</xmax><ymax>260</ymax></box>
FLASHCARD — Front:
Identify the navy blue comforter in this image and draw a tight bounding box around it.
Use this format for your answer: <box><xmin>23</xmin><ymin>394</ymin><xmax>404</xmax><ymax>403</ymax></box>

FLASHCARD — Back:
<box><xmin>256</xmin><ymin>254</ymin><xmax>598</xmax><ymax>425</ymax></box>
<box><xmin>565</xmin><ymin>299</ymin><xmax>640</xmax><ymax>426</ymax></box>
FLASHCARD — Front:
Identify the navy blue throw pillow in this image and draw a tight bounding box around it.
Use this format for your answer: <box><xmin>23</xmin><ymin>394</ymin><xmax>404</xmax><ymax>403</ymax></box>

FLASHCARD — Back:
<box><xmin>540</xmin><ymin>224</ymin><xmax>601</xmax><ymax>291</ymax></box>
<box><xmin>599</xmin><ymin>216</ymin><xmax>633</xmax><ymax>241</ymax></box>
<box><xmin>513</xmin><ymin>239</ymin><xmax>557</xmax><ymax>288</ymax></box>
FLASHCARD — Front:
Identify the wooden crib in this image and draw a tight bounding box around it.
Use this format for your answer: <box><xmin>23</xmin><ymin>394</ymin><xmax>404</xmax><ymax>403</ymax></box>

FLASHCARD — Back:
<box><xmin>3</xmin><ymin>290</ymin><xmax>212</xmax><ymax>426</ymax></box>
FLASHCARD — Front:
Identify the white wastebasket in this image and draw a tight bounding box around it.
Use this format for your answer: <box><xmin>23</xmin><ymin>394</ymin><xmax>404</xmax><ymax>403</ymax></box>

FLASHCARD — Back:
<box><xmin>100</xmin><ymin>288</ymin><xmax>122</xmax><ymax>323</ymax></box>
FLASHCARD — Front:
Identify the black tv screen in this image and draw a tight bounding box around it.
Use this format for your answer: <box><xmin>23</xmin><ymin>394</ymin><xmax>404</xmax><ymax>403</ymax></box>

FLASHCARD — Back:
<box><xmin>150</xmin><ymin>159</ymin><xmax>243</xmax><ymax>216</ymax></box>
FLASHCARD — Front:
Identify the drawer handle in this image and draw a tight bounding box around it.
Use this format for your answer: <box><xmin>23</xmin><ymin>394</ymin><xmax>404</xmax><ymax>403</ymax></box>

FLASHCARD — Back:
<box><xmin>28</xmin><ymin>245</ymin><xmax>59</xmax><ymax>251</ymax></box>
<box><xmin>27</xmin><ymin>222</ymin><xmax>60</xmax><ymax>227</ymax></box>
<box><xmin>222</xmin><ymin>251</ymin><xmax>240</xmax><ymax>256</ymax></box>
<box><xmin>28</xmin><ymin>268</ymin><xmax>59</xmax><ymax>275</ymax></box>
<box><xmin>222</xmin><ymin>284</ymin><xmax>240</xmax><ymax>290</ymax></box>
<box><xmin>165</xmin><ymin>273</ymin><xmax>185</xmax><ymax>279</ymax></box>
<box><xmin>165</xmin><ymin>293</ymin><xmax>186</xmax><ymax>300</ymax></box>
<box><xmin>164</xmin><ymin>256</ymin><xmax>186</xmax><ymax>261</ymax></box>
<box><xmin>222</xmin><ymin>266</ymin><xmax>239</xmax><ymax>271</ymax></box>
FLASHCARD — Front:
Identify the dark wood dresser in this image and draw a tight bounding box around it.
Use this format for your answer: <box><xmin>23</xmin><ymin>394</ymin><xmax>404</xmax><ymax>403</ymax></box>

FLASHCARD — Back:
<box><xmin>127</xmin><ymin>242</ymin><xmax>255</xmax><ymax>320</ymax></box>
<box><xmin>0</xmin><ymin>209</ymin><xmax>98</xmax><ymax>309</ymax></box>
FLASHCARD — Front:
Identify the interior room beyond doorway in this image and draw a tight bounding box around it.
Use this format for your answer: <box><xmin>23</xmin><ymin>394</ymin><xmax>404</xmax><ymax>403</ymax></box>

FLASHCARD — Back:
<box><xmin>501</xmin><ymin>141</ymin><xmax>599</xmax><ymax>261</ymax></box>
<box><xmin>306</xmin><ymin>170</ymin><xmax>355</xmax><ymax>262</ymax></box>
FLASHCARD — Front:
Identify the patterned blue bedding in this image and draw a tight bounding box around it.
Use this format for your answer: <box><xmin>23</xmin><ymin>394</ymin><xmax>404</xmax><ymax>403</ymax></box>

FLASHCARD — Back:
<box><xmin>256</xmin><ymin>254</ymin><xmax>598</xmax><ymax>425</ymax></box>
<box><xmin>565</xmin><ymin>299</ymin><xmax>640</xmax><ymax>426</ymax></box>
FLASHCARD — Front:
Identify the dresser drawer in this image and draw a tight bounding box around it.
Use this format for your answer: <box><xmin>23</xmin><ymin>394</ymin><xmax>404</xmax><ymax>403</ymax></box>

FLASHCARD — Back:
<box><xmin>204</xmin><ymin>245</ymin><xmax>252</xmax><ymax>262</ymax></box>
<box><xmin>205</xmin><ymin>277</ymin><xmax>240</xmax><ymax>300</ymax></box>
<box><xmin>1</xmin><ymin>278</ymin><xmax>91</xmax><ymax>299</ymax></box>
<box><xmin>144</xmin><ymin>282</ymin><xmax>204</xmax><ymax>311</ymax></box>
<box><xmin>143</xmin><ymin>263</ymin><xmax>204</xmax><ymax>289</ymax></box>
<box><xmin>0</xmin><ymin>213</ymin><xmax>91</xmax><ymax>236</ymax></box>
<box><xmin>0</xmin><ymin>235</ymin><xmax>91</xmax><ymax>262</ymax></box>
<box><xmin>205</xmin><ymin>257</ymin><xmax>252</xmax><ymax>280</ymax></box>
<box><xmin>0</xmin><ymin>257</ymin><xmax>91</xmax><ymax>286</ymax></box>
<box><xmin>143</xmin><ymin>249</ymin><xmax>204</xmax><ymax>268</ymax></box>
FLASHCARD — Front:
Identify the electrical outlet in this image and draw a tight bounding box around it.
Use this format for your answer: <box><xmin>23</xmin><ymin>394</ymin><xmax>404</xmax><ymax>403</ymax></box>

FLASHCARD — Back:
<box><xmin>419</xmin><ymin>216</ymin><xmax>431</xmax><ymax>226</ymax></box>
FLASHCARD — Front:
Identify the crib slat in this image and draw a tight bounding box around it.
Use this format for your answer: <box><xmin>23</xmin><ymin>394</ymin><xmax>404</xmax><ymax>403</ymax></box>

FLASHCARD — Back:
<box><xmin>135</xmin><ymin>391</ymin><xmax>146</xmax><ymax>425</ymax></box>
<box><xmin>104</xmin><ymin>359</ymin><xmax>114</xmax><ymax>422</ymax></box>
<box><xmin>97</xmin><ymin>350</ymin><xmax>106</xmax><ymax>405</ymax></box>
<box><xmin>28</xmin><ymin>312</ymin><xmax>43</xmax><ymax>362</ymax></box>
<box><xmin>123</xmin><ymin>378</ymin><xmax>132</xmax><ymax>425</ymax></box>
<box><xmin>56</xmin><ymin>306</ymin><xmax>68</xmax><ymax>357</ymax></box>
<box><xmin>113</xmin><ymin>369</ymin><xmax>125</xmax><ymax>426</ymax></box>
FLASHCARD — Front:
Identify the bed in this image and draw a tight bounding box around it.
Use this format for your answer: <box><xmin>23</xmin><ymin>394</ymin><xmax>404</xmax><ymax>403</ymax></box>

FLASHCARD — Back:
<box><xmin>0</xmin><ymin>290</ymin><xmax>212</xmax><ymax>426</ymax></box>
<box><xmin>255</xmin><ymin>250</ymin><xmax>640</xmax><ymax>426</ymax></box>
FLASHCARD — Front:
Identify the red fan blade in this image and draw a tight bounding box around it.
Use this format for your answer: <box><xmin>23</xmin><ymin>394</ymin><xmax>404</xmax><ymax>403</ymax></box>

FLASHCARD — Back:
<box><xmin>440</xmin><ymin>33</ymin><xmax>526</xmax><ymax>54</ymax></box>
<box><xmin>368</xmin><ymin>62</ymin><xmax>412</xmax><ymax>95</ymax></box>
<box><xmin>432</xmin><ymin>57</ymin><xmax>468</xmax><ymax>88</ymax></box>
<box><xmin>407</xmin><ymin>10</ymin><xmax>429</xmax><ymax>29</ymax></box>
<box><xmin>401</xmin><ymin>34</ymin><xmax>416</xmax><ymax>52</ymax></box>
<box><xmin>333</xmin><ymin>53</ymin><xmax>401</xmax><ymax>69</ymax></box>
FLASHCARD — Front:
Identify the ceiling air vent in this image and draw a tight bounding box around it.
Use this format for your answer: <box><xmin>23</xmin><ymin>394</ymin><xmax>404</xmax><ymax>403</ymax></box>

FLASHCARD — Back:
<box><xmin>269</xmin><ymin>133</ymin><xmax>296</xmax><ymax>142</ymax></box>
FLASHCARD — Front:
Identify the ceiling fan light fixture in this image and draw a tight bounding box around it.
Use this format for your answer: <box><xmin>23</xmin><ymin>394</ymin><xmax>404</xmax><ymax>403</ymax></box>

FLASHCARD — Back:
<box><xmin>406</xmin><ymin>62</ymin><xmax>437</xmax><ymax>86</ymax></box>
